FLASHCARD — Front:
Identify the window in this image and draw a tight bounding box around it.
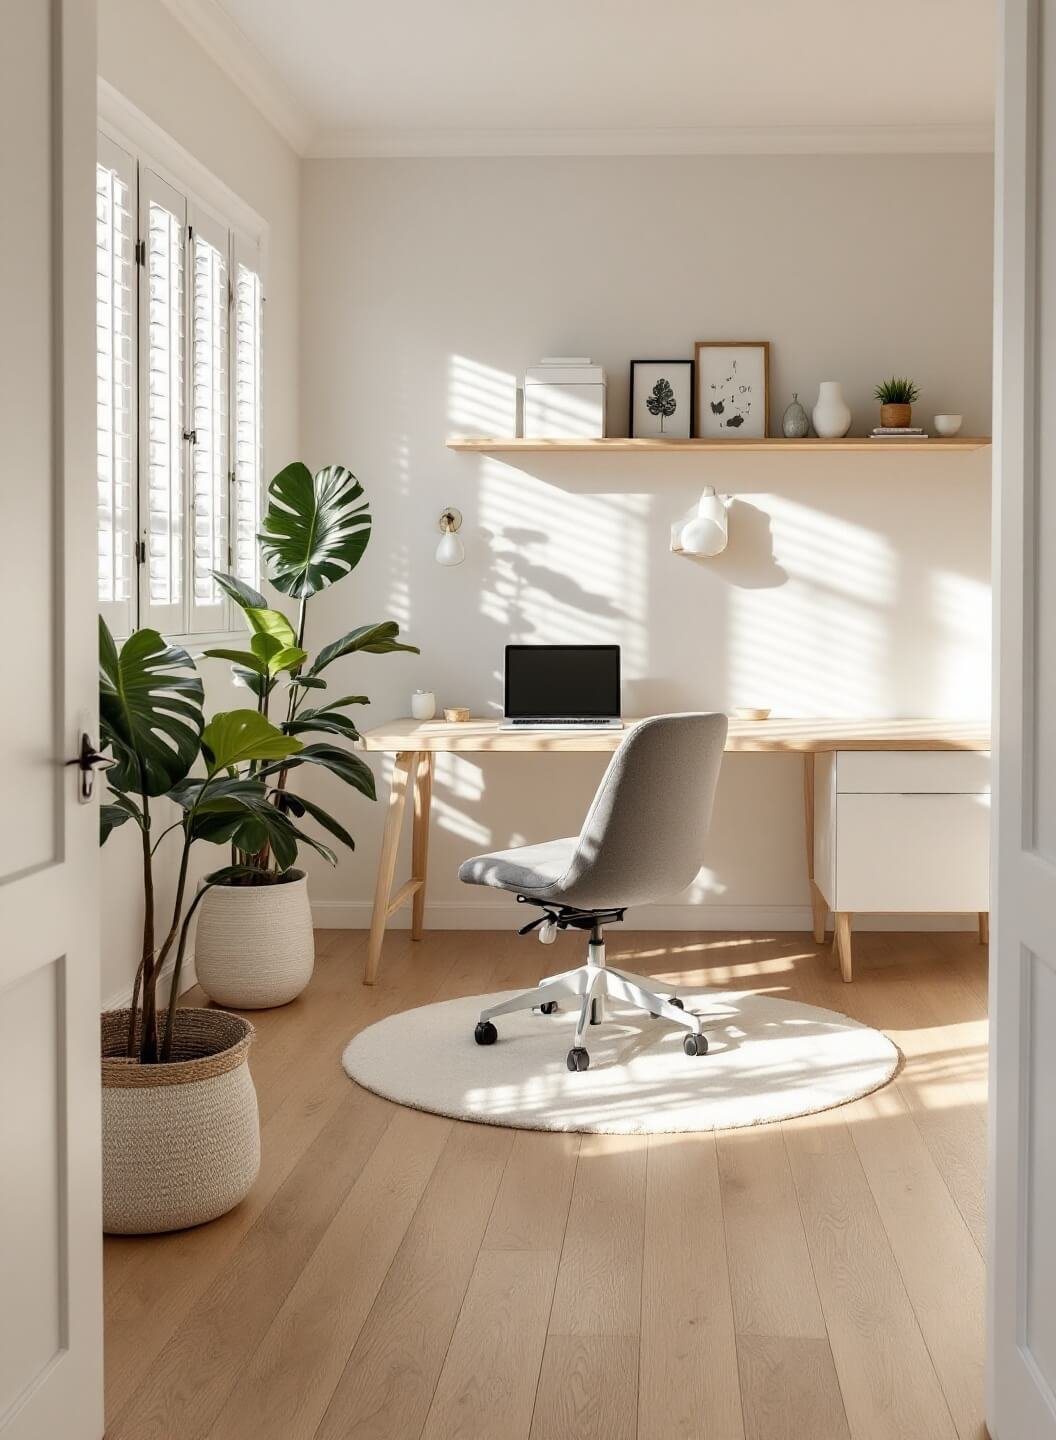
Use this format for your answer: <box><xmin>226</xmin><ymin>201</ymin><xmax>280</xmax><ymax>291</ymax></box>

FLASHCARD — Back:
<box><xmin>95</xmin><ymin>131</ymin><xmax>264</xmax><ymax>641</ymax></box>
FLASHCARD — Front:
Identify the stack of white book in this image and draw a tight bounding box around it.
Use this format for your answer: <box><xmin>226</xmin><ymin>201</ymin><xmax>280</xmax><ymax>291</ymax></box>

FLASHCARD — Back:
<box><xmin>869</xmin><ymin>426</ymin><xmax>929</xmax><ymax>440</ymax></box>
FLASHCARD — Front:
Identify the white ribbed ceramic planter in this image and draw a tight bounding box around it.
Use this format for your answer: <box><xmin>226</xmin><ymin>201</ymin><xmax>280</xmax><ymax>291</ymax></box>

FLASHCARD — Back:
<box><xmin>195</xmin><ymin>871</ymin><xmax>315</xmax><ymax>1009</ymax></box>
<box><xmin>101</xmin><ymin>1008</ymin><xmax>259</xmax><ymax>1235</ymax></box>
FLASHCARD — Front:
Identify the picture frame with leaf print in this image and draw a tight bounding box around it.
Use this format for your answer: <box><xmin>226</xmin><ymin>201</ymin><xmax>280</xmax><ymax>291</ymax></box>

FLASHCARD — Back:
<box><xmin>629</xmin><ymin>359</ymin><xmax>695</xmax><ymax>439</ymax></box>
<box><xmin>694</xmin><ymin>340</ymin><xmax>771</xmax><ymax>439</ymax></box>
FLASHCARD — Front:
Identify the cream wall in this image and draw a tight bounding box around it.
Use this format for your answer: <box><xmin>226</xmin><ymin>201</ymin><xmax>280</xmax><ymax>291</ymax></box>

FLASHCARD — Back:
<box><xmin>297</xmin><ymin>153</ymin><xmax>994</xmax><ymax>931</ymax></box>
<box><xmin>97</xmin><ymin>0</ymin><xmax>300</xmax><ymax>1002</ymax></box>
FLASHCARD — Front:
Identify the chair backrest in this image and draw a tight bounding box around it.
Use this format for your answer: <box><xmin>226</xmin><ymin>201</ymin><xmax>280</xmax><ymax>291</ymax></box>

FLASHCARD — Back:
<box><xmin>559</xmin><ymin>712</ymin><xmax>728</xmax><ymax>909</ymax></box>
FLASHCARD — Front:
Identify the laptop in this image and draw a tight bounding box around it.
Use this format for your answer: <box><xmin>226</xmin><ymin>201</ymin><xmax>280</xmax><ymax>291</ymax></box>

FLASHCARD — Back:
<box><xmin>500</xmin><ymin>644</ymin><xmax>623</xmax><ymax>730</ymax></box>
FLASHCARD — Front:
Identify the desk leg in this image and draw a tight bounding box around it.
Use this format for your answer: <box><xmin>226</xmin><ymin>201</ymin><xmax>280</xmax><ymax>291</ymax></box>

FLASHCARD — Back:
<box><xmin>411</xmin><ymin>752</ymin><xmax>433</xmax><ymax>940</ymax></box>
<box><xmin>803</xmin><ymin>753</ymin><xmax>827</xmax><ymax>943</ymax></box>
<box><xmin>364</xmin><ymin>751</ymin><xmax>414</xmax><ymax>986</ymax></box>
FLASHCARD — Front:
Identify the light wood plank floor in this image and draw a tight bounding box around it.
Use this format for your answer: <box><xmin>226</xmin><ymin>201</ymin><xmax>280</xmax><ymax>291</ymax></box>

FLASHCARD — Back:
<box><xmin>103</xmin><ymin>927</ymin><xmax>988</xmax><ymax>1440</ymax></box>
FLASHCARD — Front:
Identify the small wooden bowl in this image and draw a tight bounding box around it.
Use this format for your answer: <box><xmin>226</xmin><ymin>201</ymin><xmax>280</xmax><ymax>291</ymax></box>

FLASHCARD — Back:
<box><xmin>733</xmin><ymin>706</ymin><xmax>772</xmax><ymax>721</ymax></box>
<box><xmin>443</xmin><ymin>706</ymin><xmax>471</xmax><ymax>723</ymax></box>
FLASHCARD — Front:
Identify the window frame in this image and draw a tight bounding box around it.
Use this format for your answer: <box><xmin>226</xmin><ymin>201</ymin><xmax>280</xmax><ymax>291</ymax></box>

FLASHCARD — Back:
<box><xmin>97</xmin><ymin>87</ymin><xmax>268</xmax><ymax>647</ymax></box>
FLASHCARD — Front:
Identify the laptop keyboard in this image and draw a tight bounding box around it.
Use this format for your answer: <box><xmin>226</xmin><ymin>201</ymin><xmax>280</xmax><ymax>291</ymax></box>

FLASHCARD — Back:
<box><xmin>509</xmin><ymin>718</ymin><xmax>617</xmax><ymax>725</ymax></box>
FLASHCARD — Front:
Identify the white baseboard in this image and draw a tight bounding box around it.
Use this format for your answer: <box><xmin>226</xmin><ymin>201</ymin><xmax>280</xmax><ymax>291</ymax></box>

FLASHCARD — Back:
<box><xmin>309</xmin><ymin>899</ymin><xmax>978</xmax><ymax>933</ymax></box>
<box><xmin>101</xmin><ymin>950</ymin><xmax>198</xmax><ymax>1013</ymax></box>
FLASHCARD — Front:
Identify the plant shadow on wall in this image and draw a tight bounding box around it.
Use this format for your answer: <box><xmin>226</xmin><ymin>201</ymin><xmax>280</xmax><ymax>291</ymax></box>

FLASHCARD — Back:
<box><xmin>480</xmin><ymin>524</ymin><xmax>631</xmax><ymax>642</ymax></box>
<box><xmin>96</xmin><ymin>463</ymin><xmax>417</xmax><ymax>1236</ymax></box>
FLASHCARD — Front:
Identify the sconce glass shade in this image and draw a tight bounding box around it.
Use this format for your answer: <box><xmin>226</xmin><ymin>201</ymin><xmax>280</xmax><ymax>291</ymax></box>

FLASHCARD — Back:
<box><xmin>435</xmin><ymin>506</ymin><xmax>465</xmax><ymax>565</ymax></box>
<box><xmin>435</xmin><ymin>530</ymin><xmax>465</xmax><ymax>566</ymax></box>
<box><xmin>679</xmin><ymin>486</ymin><xmax>729</xmax><ymax>556</ymax></box>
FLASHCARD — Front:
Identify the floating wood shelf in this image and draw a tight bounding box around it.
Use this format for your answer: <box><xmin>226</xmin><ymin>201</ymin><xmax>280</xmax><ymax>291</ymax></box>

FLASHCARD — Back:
<box><xmin>447</xmin><ymin>435</ymin><xmax>991</xmax><ymax>454</ymax></box>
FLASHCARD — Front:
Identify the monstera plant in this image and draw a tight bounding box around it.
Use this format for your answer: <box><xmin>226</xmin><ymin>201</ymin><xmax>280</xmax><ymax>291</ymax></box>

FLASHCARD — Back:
<box><xmin>190</xmin><ymin>462</ymin><xmax>419</xmax><ymax>1009</ymax></box>
<box><xmin>98</xmin><ymin>620</ymin><xmax>316</xmax><ymax>1062</ymax></box>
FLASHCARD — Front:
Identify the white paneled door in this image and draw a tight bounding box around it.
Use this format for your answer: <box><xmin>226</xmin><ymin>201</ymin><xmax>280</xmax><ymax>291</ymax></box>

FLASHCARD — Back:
<box><xmin>990</xmin><ymin>2</ymin><xmax>1056</xmax><ymax>1437</ymax></box>
<box><xmin>0</xmin><ymin>3</ymin><xmax>104</xmax><ymax>1439</ymax></box>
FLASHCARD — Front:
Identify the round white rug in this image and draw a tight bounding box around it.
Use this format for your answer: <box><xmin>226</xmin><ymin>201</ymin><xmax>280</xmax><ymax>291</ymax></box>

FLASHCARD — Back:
<box><xmin>342</xmin><ymin>988</ymin><xmax>900</xmax><ymax>1134</ymax></box>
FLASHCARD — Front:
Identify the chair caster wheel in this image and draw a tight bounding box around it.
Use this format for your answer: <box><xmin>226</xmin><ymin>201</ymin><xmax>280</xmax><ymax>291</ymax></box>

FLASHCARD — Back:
<box><xmin>474</xmin><ymin>1021</ymin><xmax>498</xmax><ymax>1046</ymax></box>
<box><xmin>566</xmin><ymin>1047</ymin><xmax>590</xmax><ymax>1072</ymax></box>
<box><xmin>538</xmin><ymin>1000</ymin><xmax>559</xmax><ymax>1015</ymax></box>
<box><xmin>683</xmin><ymin>1032</ymin><xmax>708</xmax><ymax>1057</ymax></box>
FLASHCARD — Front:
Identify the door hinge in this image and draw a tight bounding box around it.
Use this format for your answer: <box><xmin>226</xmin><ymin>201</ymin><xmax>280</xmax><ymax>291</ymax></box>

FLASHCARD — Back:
<box><xmin>134</xmin><ymin>238</ymin><xmax>146</xmax><ymax>267</ymax></box>
<box><xmin>135</xmin><ymin>538</ymin><xmax>147</xmax><ymax>565</ymax></box>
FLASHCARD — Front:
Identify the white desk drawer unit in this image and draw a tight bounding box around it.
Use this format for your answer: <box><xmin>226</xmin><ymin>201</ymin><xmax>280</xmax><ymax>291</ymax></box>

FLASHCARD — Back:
<box><xmin>813</xmin><ymin>749</ymin><xmax>991</xmax><ymax>980</ymax></box>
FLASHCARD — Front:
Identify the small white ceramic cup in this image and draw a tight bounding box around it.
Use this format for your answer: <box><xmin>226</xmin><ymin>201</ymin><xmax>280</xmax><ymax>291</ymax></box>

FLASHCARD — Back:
<box><xmin>411</xmin><ymin>690</ymin><xmax>436</xmax><ymax>721</ymax></box>
<box><xmin>933</xmin><ymin>415</ymin><xmax>963</xmax><ymax>437</ymax></box>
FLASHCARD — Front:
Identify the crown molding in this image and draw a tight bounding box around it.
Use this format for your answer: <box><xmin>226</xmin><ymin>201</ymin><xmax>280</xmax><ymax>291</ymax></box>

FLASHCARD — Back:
<box><xmin>158</xmin><ymin>0</ymin><xmax>312</xmax><ymax>154</ymax></box>
<box><xmin>306</xmin><ymin>121</ymin><xmax>994</xmax><ymax>160</ymax></box>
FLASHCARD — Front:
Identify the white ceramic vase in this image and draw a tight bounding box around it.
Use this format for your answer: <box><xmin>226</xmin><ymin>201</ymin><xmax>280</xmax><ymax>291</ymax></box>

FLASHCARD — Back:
<box><xmin>195</xmin><ymin>872</ymin><xmax>315</xmax><ymax>1009</ymax></box>
<box><xmin>812</xmin><ymin>381</ymin><xmax>852</xmax><ymax>439</ymax></box>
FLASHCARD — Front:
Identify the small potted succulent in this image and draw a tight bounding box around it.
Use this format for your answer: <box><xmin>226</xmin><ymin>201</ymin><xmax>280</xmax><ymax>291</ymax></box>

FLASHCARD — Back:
<box><xmin>193</xmin><ymin>461</ymin><xmax>418</xmax><ymax>1010</ymax></box>
<box><xmin>874</xmin><ymin>376</ymin><xmax>920</xmax><ymax>429</ymax></box>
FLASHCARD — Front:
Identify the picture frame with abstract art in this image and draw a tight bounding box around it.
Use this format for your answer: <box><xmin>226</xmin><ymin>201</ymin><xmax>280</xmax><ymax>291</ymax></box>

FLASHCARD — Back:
<box><xmin>694</xmin><ymin>341</ymin><xmax>770</xmax><ymax>439</ymax></box>
<box><xmin>629</xmin><ymin>359</ymin><xmax>695</xmax><ymax>439</ymax></box>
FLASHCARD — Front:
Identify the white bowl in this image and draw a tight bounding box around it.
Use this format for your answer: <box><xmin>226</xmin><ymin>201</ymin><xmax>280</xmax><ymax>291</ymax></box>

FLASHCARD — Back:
<box><xmin>933</xmin><ymin>414</ymin><xmax>963</xmax><ymax>437</ymax></box>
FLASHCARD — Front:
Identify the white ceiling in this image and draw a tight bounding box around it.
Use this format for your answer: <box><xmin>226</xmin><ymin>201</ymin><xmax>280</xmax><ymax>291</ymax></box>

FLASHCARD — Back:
<box><xmin>164</xmin><ymin>0</ymin><xmax>996</xmax><ymax>157</ymax></box>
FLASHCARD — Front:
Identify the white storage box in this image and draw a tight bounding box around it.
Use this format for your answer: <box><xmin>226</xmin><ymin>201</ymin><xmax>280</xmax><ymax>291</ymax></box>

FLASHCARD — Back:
<box><xmin>524</xmin><ymin>361</ymin><xmax>606</xmax><ymax>438</ymax></box>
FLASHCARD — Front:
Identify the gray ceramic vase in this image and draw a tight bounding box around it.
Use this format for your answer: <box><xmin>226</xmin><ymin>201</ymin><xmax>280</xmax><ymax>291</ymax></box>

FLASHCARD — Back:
<box><xmin>782</xmin><ymin>393</ymin><xmax>810</xmax><ymax>438</ymax></box>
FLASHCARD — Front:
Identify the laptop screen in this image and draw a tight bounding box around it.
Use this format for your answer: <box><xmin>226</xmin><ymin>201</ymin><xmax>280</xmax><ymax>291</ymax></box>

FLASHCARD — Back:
<box><xmin>504</xmin><ymin>645</ymin><xmax>621</xmax><ymax>719</ymax></box>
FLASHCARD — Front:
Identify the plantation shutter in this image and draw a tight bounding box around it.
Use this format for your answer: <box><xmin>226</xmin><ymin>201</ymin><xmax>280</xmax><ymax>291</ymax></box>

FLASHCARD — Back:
<box><xmin>138</xmin><ymin>168</ymin><xmax>187</xmax><ymax>636</ymax></box>
<box><xmin>187</xmin><ymin>206</ymin><xmax>230</xmax><ymax>633</ymax></box>
<box><xmin>95</xmin><ymin>135</ymin><xmax>137</xmax><ymax>638</ymax></box>
<box><xmin>231</xmin><ymin>233</ymin><xmax>264</xmax><ymax>591</ymax></box>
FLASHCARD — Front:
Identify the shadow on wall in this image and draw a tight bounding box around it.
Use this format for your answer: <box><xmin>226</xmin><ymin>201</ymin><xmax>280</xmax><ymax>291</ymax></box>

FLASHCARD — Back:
<box><xmin>675</xmin><ymin>498</ymin><xmax>789</xmax><ymax>590</ymax></box>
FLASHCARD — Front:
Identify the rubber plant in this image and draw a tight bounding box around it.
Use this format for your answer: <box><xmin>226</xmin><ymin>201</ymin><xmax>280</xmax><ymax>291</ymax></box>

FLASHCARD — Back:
<box><xmin>98</xmin><ymin>619</ymin><xmax>333</xmax><ymax>1063</ymax></box>
<box><xmin>202</xmin><ymin>462</ymin><xmax>419</xmax><ymax>881</ymax></box>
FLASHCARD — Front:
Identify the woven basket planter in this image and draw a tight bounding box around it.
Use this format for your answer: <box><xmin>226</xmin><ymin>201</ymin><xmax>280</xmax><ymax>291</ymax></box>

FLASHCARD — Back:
<box><xmin>101</xmin><ymin>1008</ymin><xmax>259</xmax><ymax>1235</ymax></box>
<box><xmin>880</xmin><ymin>402</ymin><xmax>913</xmax><ymax>429</ymax></box>
<box><xmin>194</xmin><ymin>871</ymin><xmax>315</xmax><ymax>1009</ymax></box>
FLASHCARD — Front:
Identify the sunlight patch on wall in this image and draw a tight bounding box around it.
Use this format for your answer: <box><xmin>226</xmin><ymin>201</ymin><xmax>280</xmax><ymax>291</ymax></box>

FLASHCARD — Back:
<box><xmin>477</xmin><ymin>461</ymin><xmax>650</xmax><ymax>690</ymax></box>
<box><xmin>729</xmin><ymin>496</ymin><xmax>896</xmax><ymax>715</ymax></box>
<box><xmin>448</xmin><ymin>355</ymin><xmax>516</xmax><ymax>435</ymax></box>
<box><xmin>383</xmin><ymin>434</ymin><xmax>412</xmax><ymax>631</ymax></box>
<box><xmin>930</xmin><ymin>570</ymin><xmax>991</xmax><ymax>717</ymax></box>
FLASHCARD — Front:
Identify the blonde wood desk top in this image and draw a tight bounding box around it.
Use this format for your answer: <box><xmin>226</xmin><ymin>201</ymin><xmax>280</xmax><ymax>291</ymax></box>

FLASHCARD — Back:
<box><xmin>359</xmin><ymin>716</ymin><xmax>991</xmax><ymax>755</ymax></box>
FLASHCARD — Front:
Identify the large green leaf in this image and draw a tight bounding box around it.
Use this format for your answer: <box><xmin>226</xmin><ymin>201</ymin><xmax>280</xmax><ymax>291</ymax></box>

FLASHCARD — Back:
<box><xmin>99</xmin><ymin>619</ymin><xmax>204</xmax><ymax>797</ymax></box>
<box><xmin>200</xmin><ymin>709</ymin><xmax>303</xmax><ymax>775</ymax></box>
<box><xmin>245</xmin><ymin>606</ymin><xmax>298</xmax><ymax>650</ymax></box>
<box><xmin>309</xmin><ymin>621</ymin><xmax>419</xmax><ymax>677</ymax></box>
<box><xmin>211</xmin><ymin>572</ymin><xmax>267</xmax><ymax>611</ymax></box>
<box><xmin>285</xmin><ymin>711</ymin><xmax>361</xmax><ymax>741</ymax></box>
<box><xmin>257</xmin><ymin>742</ymin><xmax>376</xmax><ymax>800</ymax></box>
<box><xmin>281</xmin><ymin>791</ymin><xmax>356</xmax><ymax>850</ymax></box>
<box><xmin>258</xmin><ymin>462</ymin><xmax>371</xmax><ymax>600</ymax></box>
<box><xmin>202</xmin><ymin>647</ymin><xmax>268</xmax><ymax>676</ymax></box>
<box><xmin>250</xmin><ymin>632</ymin><xmax>308</xmax><ymax>678</ymax></box>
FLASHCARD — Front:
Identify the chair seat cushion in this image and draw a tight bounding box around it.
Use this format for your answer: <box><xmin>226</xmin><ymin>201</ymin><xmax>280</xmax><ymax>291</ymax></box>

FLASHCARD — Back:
<box><xmin>458</xmin><ymin>837</ymin><xmax>578</xmax><ymax>896</ymax></box>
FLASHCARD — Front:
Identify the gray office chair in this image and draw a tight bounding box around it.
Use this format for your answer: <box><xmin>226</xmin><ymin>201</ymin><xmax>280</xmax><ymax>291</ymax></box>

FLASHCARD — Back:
<box><xmin>459</xmin><ymin>712</ymin><xmax>728</xmax><ymax>1071</ymax></box>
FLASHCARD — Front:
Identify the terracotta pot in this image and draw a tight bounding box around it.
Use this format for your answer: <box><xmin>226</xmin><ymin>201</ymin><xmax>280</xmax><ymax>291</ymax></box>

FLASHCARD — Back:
<box><xmin>880</xmin><ymin>402</ymin><xmax>912</xmax><ymax>428</ymax></box>
<box><xmin>194</xmin><ymin>870</ymin><xmax>315</xmax><ymax>1009</ymax></box>
<box><xmin>101</xmin><ymin>1007</ymin><xmax>259</xmax><ymax>1234</ymax></box>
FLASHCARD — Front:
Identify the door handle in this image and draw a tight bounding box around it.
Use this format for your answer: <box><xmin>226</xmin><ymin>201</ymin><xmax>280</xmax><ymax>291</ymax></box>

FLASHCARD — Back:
<box><xmin>66</xmin><ymin>732</ymin><xmax>113</xmax><ymax>802</ymax></box>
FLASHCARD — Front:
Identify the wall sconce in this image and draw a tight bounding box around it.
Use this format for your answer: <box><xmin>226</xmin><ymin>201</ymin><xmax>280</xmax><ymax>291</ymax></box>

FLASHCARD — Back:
<box><xmin>435</xmin><ymin>507</ymin><xmax>465</xmax><ymax>566</ymax></box>
<box><xmin>672</xmin><ymin>486</ymin><xmax>729</xmax><ymax>557</ymax></box>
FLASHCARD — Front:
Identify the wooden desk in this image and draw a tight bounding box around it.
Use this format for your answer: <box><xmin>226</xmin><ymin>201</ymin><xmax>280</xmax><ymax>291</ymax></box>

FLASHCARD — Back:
<box><xmin>358</xmin><ymin>717</ymin><xmax>991</xmax><ymax>984</ymax></box>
